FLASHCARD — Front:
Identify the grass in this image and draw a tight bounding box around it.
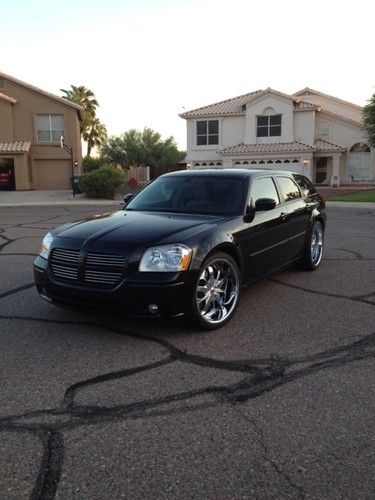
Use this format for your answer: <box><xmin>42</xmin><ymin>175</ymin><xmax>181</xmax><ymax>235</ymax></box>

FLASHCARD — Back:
<box><xmin>327</xmin><ymin>190</ymin><xmax>375</xmax><ymax>202</ymax></box>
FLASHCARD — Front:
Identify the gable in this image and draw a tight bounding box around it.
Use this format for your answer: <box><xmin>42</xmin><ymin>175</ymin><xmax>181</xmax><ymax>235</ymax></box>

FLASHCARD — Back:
<box><xmin>293</xmin><ymin>88</ymin><xmax>362</xmax><ymax>123</ymax></box>
<box><xmin>0</xmin><ymin>71</ymin><xmax>83</xmax><ymax>120</ymax></box>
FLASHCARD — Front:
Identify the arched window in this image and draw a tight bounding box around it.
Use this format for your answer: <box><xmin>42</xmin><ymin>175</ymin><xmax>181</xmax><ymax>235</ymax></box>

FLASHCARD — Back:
<box><xmin>201</xmin><ymin>162</ymin><xmax>207</xmax><ymax>166</ymax></box>
<box><xmin>234</xmin><ymin>161</ymin><xmax>241</xmax><ymax>165</ymax></box>
<box><xmin>242</xmin><ymin>161</ymin><xmax>249</xmax><ymax>165</ymax></box>
<box><xmin>209</xmin><ymin>162</ymin><xmax>215</xmax><ymax>166</ymax></box>
<box><xmin>259</xmin><ymin>160</ymin><xmax>265</xmax><ymax>164</ymax></box>
<box><xmin>251</xmin><ymin>160</ymin><xmax>257</xmax><ymax>164</ymax></box>
<box><xmin>267</xmin><ymin>160</ymin><xmax>273</xmax><ymax>164</ymax></box>
<box><xmin>350</xmin><ymin>143</ymin><xmax>370</xmax><ymax>152</ymax></box>
<box><xmin>292</xmin><ymin>159</ymin><xmax>299</xmax><ymax>163</ymax></box>
<box><xmin>275</xmin><ymin>160</ymin><xmax>282</xmax><ymax>164</ymax></box>
<box><xmin>262</xmin><ymin>106</ymin><xmax>276</xmax><ymax>115</ymax></box>
<box><xmin>194</xmin><ymin>162</ymin><xmax>200</xmax><ymax>166</ymax></box>
<box><xmin>216</xmin><ymin>162</ymin><xmax>222</xmax><ymax>166</ymax></box>
<box><xmin>284</xmin><ymin>159</ymin><xmax>290</xmax><ymax>163</ymax></box>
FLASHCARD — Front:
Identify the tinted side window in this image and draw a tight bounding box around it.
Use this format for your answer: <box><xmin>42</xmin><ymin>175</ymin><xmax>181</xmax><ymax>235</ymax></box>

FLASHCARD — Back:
<box><xmin>251</xmin><ymin>177</ymin><xmax>280</xmax><ymax>205</ymax></box>
<box><xmin>276</xmin><ymin>177</ymin><xmax>301</xmax><ymax>203</ymax></box>
<box><xmin>293</xmin><ymin>174</ymin><xmax>317</xmax><ymax>197</ymax></box>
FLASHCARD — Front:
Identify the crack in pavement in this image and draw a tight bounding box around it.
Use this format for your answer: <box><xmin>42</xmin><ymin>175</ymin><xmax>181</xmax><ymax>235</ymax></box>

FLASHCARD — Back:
<box><xmin>269</xmin><ymin>278</ymin><xmax>375</xmax><ymax>307</ymax></box>
<box><xmin>1</xmin><ymin>209</ymin><xmax>374</xmax><ymax>498</ymax></box>
<box><xmin>0</xmin><ymin>312</ymin><xmax>374</xmax><ymax>498</ymax></box>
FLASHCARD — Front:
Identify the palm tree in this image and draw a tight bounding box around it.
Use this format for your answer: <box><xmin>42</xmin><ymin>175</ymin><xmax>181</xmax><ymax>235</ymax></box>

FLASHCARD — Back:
<box><xmin>83</xmin><ymin>118</ymin><xmax>108</xmax><ymax>157</ymax></box>
<box><xmin>60</xmin><ymin>85</ymin><xmax>99</xmax><ymax>135</ymax></box>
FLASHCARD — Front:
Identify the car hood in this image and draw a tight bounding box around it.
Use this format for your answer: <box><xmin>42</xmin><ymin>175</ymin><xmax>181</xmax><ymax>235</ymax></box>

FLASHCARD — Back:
<box><xmin>52</xmin><ymin>210</ymin><xmax>223</xmax><ymax>250</ymax></box>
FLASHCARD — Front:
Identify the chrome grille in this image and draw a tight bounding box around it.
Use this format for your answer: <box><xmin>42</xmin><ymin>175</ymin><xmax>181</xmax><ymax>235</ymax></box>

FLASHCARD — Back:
<box><xmin>86</xmin><ymin>252</ymin><xmax>126</xmax><ymax>268</ymax></box>
<box><xmin>50</xmin><ymin>248</ymin><xmax>126</xmax><ymax>287</ymax></box>
<box><xmin>84</xmin><ymin>269</ymin><xmax>123</xmax><ymax>285</ymax></box>
<box><xmin>52</xmin><ymin>248</ymin><xmax>80</xmax><ymax>264</ymax></box>
<box><xmin>51</xmin><ymin>263</ymin><xmax>78</xmax><ymax>280</ymax></box>
<box><xmin>51</xmin><ymin>249</ymin><xmax>79</xmax><ymax>281</ymax></box>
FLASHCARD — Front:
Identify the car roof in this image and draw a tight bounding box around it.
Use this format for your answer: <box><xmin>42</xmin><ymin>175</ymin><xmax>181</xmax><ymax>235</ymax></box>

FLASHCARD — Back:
<box><xmin>162</xmin><ymin>168</ymin><xmax>300</xmax><ymax>178</ymax></box>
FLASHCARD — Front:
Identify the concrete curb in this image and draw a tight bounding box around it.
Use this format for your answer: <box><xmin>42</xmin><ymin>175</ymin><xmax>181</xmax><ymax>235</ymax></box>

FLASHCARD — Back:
<box><xmin>326</xmin><ymin>201</ymin><xmax>375</xmax><ymax>208</ymax></box>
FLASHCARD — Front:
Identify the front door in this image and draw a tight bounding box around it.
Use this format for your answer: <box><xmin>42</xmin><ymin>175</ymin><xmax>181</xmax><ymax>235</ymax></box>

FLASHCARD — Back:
<box><xmin>0</xmin><ymin>159</ymin><xmax>15</xmax><ymax>190</ymax></box>
<box><xmin>237</xmin><ymin>176</ymin><xmax>290</xmax><ymax>282</ymax></box>
<box><xmin>315</xmin><ymin>157</ymin><xmax>327</xmax><ymax>184</ymax></box>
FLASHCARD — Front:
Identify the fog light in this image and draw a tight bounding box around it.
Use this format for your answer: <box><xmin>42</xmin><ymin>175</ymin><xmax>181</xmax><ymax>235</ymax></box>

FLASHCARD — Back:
<box><xmin>148</xmin><ymin>304</ymin><xmax>159</xmax><ymax>314</ymax></box>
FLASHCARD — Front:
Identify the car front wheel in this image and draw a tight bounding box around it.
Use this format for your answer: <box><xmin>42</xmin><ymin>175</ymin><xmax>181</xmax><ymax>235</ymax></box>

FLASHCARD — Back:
<box><xmin>191</xmin><ymin>252</ymin><xmax>240</xmax><ymax>330</ymax></box>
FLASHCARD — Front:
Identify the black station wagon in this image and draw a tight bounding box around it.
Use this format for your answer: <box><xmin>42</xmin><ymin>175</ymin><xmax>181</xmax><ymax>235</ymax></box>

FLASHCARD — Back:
<box><xmin>34</xmin><ymin>169</ymin><xmax>326</xmax><ymax>329</ymax></box>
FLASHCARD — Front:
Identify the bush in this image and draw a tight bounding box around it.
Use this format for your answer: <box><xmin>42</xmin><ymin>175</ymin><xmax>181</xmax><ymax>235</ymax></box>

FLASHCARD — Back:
<box><xmin>82</xmin><ymin>156</ymin><xmax>108</xmax><ymax>173</ymax></box>
<box><xmin>79</xmin><ymin>166</ymin><xmax>125</xmax><ymax>199</ymax></box>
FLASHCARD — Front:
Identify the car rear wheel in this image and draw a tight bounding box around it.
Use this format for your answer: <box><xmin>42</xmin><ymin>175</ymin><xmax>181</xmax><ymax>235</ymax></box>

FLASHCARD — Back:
<box><xmin>191</xmin><ymin>252</ymin><xmax>240</xmax><ymax>330</ymax></box>
<box><xmin>298</xmin><ymin>220</ymin><xmax>324</xmax><ymax>270</ymax></box>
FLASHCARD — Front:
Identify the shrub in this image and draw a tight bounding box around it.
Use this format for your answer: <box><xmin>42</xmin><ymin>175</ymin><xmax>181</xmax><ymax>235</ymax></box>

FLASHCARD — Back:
<box><xmin>82</xmin><ymin>156</ymin><xmax>108</xmax><ymax>173</ymax></box>
<box><xmin>79</xmin><ymin>166</ymin><xmax>125</xmax><ymax>199</ymax></box>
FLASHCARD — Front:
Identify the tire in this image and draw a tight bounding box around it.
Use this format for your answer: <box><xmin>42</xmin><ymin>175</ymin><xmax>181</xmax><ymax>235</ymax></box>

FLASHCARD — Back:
<box><xmin>298</xmin><ymin>220</ymin><xmax>324</xmax><ymax>271</ymax></box>
<box><xmin>191</xmin><ymin>252</ymin><xmax>241</xmax><ymax>330</ymax></box>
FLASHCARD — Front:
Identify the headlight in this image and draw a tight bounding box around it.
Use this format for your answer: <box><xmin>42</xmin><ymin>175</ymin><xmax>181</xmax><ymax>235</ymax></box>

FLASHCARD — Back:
<box><xmin>40</xmin><ymin>232</ymin><xmax>54</xmax><ymax>259</ymax></box>
<box><xmin>139</xmin><ymin>244</ymin><xmax>192</xmax><ymax>272</ymax></box>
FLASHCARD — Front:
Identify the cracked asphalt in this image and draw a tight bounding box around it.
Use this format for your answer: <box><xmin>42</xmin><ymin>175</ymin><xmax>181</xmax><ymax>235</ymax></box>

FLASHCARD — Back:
<box><xmin>0</xmin><ymin>204</ymin><xmax>374</xmax><ymax>499</ymax></box>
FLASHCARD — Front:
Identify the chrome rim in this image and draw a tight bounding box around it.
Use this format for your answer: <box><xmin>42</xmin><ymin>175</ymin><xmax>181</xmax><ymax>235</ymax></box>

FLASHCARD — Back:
<box><xmin>196</xmin><ymin>259</ymin><xmax>239</xmax><ymax>324</ymax></box>
<box><xmin>311</xmin><ymin>224</ymin><xmax>324</xmax><ymax>265</ymax></box>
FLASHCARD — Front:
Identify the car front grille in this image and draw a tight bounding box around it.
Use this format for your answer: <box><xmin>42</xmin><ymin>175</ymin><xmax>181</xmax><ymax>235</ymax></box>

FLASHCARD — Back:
<box><xmin>50</xmin><ymin>248</ymin><xmax>126</xmax><ymax>287</ymax></box>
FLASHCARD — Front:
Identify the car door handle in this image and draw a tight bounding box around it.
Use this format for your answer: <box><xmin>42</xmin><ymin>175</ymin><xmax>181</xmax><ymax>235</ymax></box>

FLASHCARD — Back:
<box><xmin>280</xmin><ymin>212</ymin><xmax>288</xmax><ymax>221</ymax></box>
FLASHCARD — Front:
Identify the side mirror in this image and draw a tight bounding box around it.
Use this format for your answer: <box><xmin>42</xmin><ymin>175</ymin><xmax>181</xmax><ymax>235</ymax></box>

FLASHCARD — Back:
<box><xmin>122</xmin><ymin>193</ymin><xmax>134</xmax><ymax>207</ymax></box>
<box><xmin>255</xmin><ymin>198</ymin><xmax>276</xmax><ymax>211</ymax></box>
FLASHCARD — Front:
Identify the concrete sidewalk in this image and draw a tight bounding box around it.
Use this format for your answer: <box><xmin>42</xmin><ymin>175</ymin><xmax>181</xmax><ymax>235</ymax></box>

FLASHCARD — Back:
<box><xmin>0</xmin><ymin>190</ymin><xmax>122</xmax><ymax>207</ymax></box>
<box><xmin>1</xmin><ymin>190</ymin><xmax>375</xmax><ymax>209</ymax></box>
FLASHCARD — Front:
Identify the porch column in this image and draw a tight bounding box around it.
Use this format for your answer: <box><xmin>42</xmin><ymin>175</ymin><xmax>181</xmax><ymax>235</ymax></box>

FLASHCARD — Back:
<box><xmin>302</xmin><ymin>155</ymin><xmax>313</xmax><ymax>180</ymax></box>
<box><xmin>330</xmin><ymin>154</ymin><xmax>341</xmax><ymax>187</ymax></box>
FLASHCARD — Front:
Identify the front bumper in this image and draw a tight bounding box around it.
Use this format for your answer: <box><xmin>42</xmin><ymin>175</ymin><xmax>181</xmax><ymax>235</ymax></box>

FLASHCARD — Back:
<box><xmin>33</xmin><ymin>256</ymin><xmax>197</xmax><ymax>317</ymax></box>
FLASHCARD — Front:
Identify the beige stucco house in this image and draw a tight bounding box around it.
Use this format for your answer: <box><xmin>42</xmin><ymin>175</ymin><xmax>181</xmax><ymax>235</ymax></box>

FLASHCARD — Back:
<box><xmin>0</xmin><ymin>71</ymin><xmax>82</xmax><ymax>190</ymax></box>
<box><xmin>180</xmin><ymin>88</ymin><xmax>374</xmax><ymax>186</ymax></box>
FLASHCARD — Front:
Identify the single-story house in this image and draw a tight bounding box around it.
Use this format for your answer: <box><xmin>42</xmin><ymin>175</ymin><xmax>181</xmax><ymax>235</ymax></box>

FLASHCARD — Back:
<box><xmin>0</xmin><ymin>71</ymin><xmax>82</xmax><ymax>190</ymax></box>
<box><xmin>180</xmin><ymin>87</ymin><xmax>375</xmax><ymax>186</ymax></box>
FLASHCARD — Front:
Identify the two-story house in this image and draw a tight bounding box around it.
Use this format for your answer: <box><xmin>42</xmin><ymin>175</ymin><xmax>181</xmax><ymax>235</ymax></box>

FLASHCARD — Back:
<box><xmin>180</xmin><ymin>88</ymin><xmax>374</xmax><ymax>186</ymax></box>
<box><xmin>0</xmin><ymin>71</ymin><xmax>82</xmax><ymax>190</ymax></box>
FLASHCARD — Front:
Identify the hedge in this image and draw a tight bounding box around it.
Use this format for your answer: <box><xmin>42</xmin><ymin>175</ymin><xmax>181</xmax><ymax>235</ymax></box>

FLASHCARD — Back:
<box><xmin>79</xmin><ymin>166</ymin><xmax>125</xmax><ymax>199</ymax></box>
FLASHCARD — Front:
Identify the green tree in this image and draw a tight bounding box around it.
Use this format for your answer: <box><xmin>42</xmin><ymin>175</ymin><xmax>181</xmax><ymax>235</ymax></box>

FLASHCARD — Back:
<box><xmin>83</xmin><ymin>117</ymin><xmax>108</xmax><ymax>157</ymax></box>
<box><xmin>100</xmin><ymin>128</ymin><xmax>185</xmax><ymax>169</ymax></box>
<box><xmin>363</xmin><ymin>93</ymin><xmax>375</xmax><ymax>147</ymax></box>
<box><xmin>60</xmin><ymin>85</ymin><xmax>98</xmax><ymax>134</ymax></box>
<box><xmin>61</xmin><ymin>85</ymin><xmax>107</xmax><ymax>157</ymax></box>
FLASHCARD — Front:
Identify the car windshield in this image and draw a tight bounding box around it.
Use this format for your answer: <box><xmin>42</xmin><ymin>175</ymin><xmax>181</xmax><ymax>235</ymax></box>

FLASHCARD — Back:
<box><xmin>126</xmin><ymin>175</ymin><xmax>247</xmax><ymax>216</ymax></box>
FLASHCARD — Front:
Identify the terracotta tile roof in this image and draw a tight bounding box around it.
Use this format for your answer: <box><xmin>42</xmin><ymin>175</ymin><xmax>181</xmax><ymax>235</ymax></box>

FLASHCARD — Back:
<box><xmin>179</xmin><ymin>90</ymin><xmax>263</xmax><ymax>118</ymax></box>
<box><xmin>179</xmin><ymin>88</ymin><xmax>321</xmax><ymax>119</ymax></box>
<box><xmin>0</xmin><ymin>92</ymin><xmax>17</xmax><ymax>104</ymax></box>
<box><xmin>314</xmin><ymin>139</ymin><xmax>346</xmax><ymax>152</ymax></box>
<box><xmin>220</xmin><ymin>139</ymin><xmax>347</xmax><ymax>156</ymax></box>
<box><xmin>0</xmin><ymin>141</ymin><xmax>31</xmax><ymax>153</ymax></box>
<box><xmin>294</xmin><ymin>100</ymin><xmax>319</xmax><ymax>111</ymax></box>
<box><xmin>221</xmin><ymin>141</ymin><xmax>316</xmax><ymax>156</ymax></box>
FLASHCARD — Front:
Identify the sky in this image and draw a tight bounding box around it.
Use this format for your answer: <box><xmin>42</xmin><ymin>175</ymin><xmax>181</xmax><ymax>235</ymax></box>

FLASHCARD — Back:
<box><xmin>1</xmin><ymin>0</ymin><xmax>374</xmax><ymax>149</ymax></box>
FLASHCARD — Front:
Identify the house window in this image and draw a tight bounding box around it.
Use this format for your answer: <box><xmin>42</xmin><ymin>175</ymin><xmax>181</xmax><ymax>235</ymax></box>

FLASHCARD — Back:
<box><xmin>36</xmin><ymin>114</ymin><xmax>64</xmax><ymax>142</ymax></box>
<box><xmin>256</xmin><ymin>114</ymin><xmax>281</xmax><ymax>137</ymax></box>
<box><xmin>196</xmin><ymin>120</ymin><xmax>219</xmax><ymax>145</ymax></box>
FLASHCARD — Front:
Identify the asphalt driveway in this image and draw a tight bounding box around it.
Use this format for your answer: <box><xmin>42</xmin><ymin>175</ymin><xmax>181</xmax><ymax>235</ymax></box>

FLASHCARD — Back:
<box><xmin>0</xmin><ymin>204</ymin><xmax>374</xmax><ymax>499</ymax></box>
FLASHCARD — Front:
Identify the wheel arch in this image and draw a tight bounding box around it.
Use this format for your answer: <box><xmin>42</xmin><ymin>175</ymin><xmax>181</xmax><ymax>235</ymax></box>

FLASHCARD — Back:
<box><xmin>203</xmin><ymin>243</ymin><xmax>243</xmax><ymax>274</ymax></box>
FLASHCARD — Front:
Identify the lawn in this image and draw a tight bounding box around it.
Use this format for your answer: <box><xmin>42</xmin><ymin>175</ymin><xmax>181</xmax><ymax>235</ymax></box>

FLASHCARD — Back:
<box><xmin>327</xmin><ymin>190</ymin><xmax>375</xmax><ymax>202</ymax></box>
